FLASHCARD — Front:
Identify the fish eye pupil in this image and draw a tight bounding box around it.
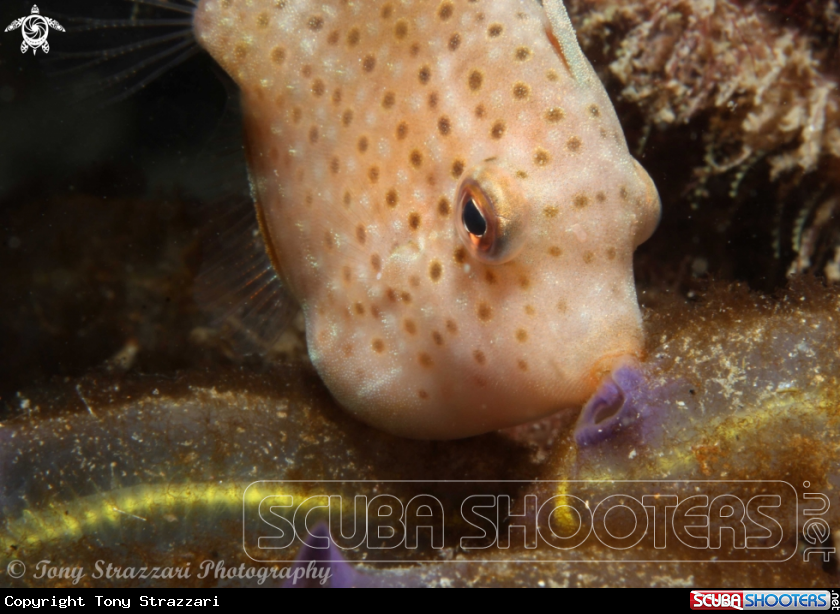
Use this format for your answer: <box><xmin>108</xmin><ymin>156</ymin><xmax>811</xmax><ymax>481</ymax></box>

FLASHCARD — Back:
<box><xmin>462</xmin><ymin>198</ymin><xmax>487</xmax><ymax>237</ymax></box>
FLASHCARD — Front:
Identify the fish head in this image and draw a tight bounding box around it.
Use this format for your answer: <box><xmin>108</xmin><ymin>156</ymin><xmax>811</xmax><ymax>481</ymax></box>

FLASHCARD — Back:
<box><xmin>192</xmin><ymin>0</ymin><xmax>661</xmax><ymax>439</ymax></box>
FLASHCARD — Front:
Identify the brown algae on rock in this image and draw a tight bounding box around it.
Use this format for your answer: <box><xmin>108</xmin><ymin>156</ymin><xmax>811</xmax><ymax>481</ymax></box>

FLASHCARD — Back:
<box><xmin>565</xmin><ymin>0</ymin><xmax>840</xmax><ymax>286</ymax></box>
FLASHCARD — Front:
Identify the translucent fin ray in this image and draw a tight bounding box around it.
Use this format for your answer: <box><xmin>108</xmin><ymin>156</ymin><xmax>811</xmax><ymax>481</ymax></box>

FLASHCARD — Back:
<box><xmin>194</xmin><ymin>201</ymin><xmax>298</xmax><ymax>357</ymax></box>
<box><xmin>46</xmin><ymin>0</ymin><xmax>198</xmax><ymax>104</ymax></box>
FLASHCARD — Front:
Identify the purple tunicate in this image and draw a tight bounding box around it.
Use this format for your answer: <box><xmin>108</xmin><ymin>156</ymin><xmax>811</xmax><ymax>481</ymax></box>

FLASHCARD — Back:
<box><xmin>284</xmin><ymin>523</ymin><xmax>371</xmax><ymax>588</ymax></box>
<box><xmin>574</xmin><ymin>364</ymin><xmax>649</xmax><ymax>446</ymax></box>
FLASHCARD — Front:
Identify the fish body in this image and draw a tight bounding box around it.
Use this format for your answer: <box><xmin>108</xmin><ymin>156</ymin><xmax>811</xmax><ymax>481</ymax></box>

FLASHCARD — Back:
<box><xmin>193</xmin><ymin>0</ymin><xmax>660</xmax><ymax>438</ymax></box>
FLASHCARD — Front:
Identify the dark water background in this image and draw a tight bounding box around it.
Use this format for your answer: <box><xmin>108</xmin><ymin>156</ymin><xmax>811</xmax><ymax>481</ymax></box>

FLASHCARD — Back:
<box><xmin>0</xmin><ymin>0</ymin><xmax>245</xmax><ymax>409</ymax></box>
<box><xmin>0</xmin><ymin>0</ymin><xmax>234</xmax><ymax>201</ymax></box>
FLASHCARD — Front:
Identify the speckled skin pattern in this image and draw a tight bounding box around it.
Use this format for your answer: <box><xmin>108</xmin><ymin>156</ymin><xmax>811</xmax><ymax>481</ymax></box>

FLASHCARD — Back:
<box><xmin>193</xmin><ymin>0</ymin><xmax>661</xmax><ymax>438</ymax></box>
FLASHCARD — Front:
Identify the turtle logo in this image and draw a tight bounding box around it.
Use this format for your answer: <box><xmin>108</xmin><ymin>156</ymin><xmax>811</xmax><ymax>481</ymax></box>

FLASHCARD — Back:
<box><xmin>5</xmin><ymin>5</ymin><xmax>64</xmax><ymax>55</ymax></box>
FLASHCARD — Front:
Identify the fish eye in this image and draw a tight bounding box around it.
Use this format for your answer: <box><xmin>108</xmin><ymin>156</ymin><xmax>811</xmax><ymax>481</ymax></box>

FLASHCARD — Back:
<box><xmin>455</xmin><ymin>168</ymin><xmax>527</xmax><ymax>264</ymax></box>
<box><xmin>462</xmin><ymin>197</ymin><xmax>487</xmax><ymax>237</ymax></box>
<box><xmin>456</xmin><ymin>180</ymin><xmax>497</xmax><ymax>260</ymax></box>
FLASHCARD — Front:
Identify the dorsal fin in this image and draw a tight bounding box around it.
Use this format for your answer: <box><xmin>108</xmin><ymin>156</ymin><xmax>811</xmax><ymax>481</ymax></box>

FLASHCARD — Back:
<box><xmin>541</xmin><ymin>0</ymin><xmax>597</xmax><ymax>87</ymax></box>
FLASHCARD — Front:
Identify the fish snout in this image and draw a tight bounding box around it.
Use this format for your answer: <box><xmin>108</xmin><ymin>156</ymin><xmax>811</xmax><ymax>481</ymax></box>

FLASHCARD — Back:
<box><xmin>629</xmin><ymin>158</ymin><xmax>662</xmax><ymax>248</ymax></box>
